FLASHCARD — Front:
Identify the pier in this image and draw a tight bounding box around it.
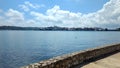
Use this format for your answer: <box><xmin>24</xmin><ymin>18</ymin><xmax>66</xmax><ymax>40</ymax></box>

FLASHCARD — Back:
<box><xmin>22</xmin><ymin>43</ymin><xmax>120</xmax><ymax>68</ymax></box>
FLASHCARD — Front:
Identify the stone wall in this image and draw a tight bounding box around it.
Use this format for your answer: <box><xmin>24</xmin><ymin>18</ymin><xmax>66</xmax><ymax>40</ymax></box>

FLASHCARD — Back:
<box><xmin>22</xmin><ymin>43</ymin><xmax>120</xmax><ymax>68</ymax></box>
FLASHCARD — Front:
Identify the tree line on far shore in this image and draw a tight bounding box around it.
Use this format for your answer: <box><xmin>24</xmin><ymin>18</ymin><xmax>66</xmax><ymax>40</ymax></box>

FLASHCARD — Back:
<box><xmin>0</xmin><ymin>26</ymin><xmax>120</xmax><ymax>31</ymax></box>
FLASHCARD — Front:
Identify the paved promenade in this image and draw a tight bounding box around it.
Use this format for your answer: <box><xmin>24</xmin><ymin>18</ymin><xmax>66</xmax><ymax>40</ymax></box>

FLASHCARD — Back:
<box><xmin>74</xmin><ymin>52</ymin><xmax>120</xmax><ymax>68</ymax></box>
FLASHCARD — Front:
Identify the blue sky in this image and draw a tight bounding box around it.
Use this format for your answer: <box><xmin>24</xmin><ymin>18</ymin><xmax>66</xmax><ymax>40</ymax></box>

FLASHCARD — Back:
<box><xmin>0</xmin><ymin>0</ymin><xmax>120</xmax><ymax>28</ymax></box>
<box><xmin>0</xmin><ymin>0</ymin><xmax>109</xmax><ymax>13</ymax></box>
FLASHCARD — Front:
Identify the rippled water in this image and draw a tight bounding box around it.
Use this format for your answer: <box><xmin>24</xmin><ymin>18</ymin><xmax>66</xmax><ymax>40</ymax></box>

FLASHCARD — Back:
<box><xmin>0</xmin><ymin>31</ymin><xmax>120</xmax><ymax>68</ymax></box>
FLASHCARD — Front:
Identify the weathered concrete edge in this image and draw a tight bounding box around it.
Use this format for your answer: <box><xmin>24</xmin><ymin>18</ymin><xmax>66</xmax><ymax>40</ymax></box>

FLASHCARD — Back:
<box><xmin>21</xmin><ymin>43</ymin><xmax>120</xmax><ymax>68</ymax></box>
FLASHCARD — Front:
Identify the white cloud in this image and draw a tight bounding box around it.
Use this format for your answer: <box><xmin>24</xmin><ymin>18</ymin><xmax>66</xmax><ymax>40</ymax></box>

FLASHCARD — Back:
<box><xmin>0</xmin><ymin>9</ymin><xmax>25</xmax><ymax>26</ymax></box>
<box><xmin>30</xmin><ymin>5</ymin><xmax>84</xmax><ymax>27</ymax></box>
<box><xmin>19</xmin><ymin>4</ymin><xmax>29</xmax><ymax>11</ymax></box>
<box><xmin>19</xmin><ymin>1</ymin><xmax>45</xmax><ymax>12</ymax></box>
<box><xmin>90</xmin><ymin>0</ymin><xmax>120</xmax><ymax>27</ymax></box>
<box><xmin>24</xmin><ymin>1</ymin><xmax>40</xmax><ymax>9</ymax></box>
<box><xmin>5</xmin><ymin>9</ymin><xmax>24</xmax><ymax>21</ymax></box>
<box><xmin>0</xmin><ymin>9</ymin><xmax>43</xmax><ymax>27</ymax></box>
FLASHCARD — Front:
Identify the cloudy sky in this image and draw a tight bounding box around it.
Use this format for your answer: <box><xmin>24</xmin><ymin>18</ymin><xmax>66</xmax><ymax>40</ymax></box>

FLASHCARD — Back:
<box><xmin>0</xmin><ymin>0</ymin><xmax>120</xmax><ymax>28</ymax></box>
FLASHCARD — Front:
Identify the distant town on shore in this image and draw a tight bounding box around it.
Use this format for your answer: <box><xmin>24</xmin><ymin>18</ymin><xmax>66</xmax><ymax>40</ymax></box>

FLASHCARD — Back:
<box><xmin>0</xmin><ymin>26</ymin><xmax>120</xmax><ymax>31</ymax></box>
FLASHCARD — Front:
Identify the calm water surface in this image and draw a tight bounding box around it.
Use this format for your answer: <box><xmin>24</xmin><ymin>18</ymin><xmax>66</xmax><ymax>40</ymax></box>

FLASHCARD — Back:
<box><xmin>0</xmin><ymin>31</ymin><xmax>120</xmax><ymax>68</ymax></box>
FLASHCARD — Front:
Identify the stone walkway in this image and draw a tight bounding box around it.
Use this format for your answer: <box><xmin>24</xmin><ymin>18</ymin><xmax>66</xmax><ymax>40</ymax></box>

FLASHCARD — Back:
<box><xmin>75</xmin><ymin>52</ymin><xmax>120</xmax><ymax>68</ymax></box>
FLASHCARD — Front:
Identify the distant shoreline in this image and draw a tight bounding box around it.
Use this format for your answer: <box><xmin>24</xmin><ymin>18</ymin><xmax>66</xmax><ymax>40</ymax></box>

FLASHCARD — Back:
<box><xmin>0</xmin><ymin>29</ymin><xmax>120</xmax><ymax>32</ymax></box>
<box><xmin>0</xmin><ymin>26</ymin><xmax>120</xmax><ymax>31</ymax></box>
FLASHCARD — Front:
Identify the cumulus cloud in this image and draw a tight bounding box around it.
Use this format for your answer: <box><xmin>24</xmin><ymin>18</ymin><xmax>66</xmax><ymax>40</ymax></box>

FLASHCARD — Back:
<box><xmin>31</xmin><ymin>5</ymin><xmax>84</xmax><ymax>27</ymax></box>
<box><xmin>0</xmin><ymin>9</ymin><xmax>25</xmax><ymax>26</ymax></box>
<box><xmin>90</xmin><ymin>0</ymin><xmax>120</xmax><ymax>28</ymax></box>
<box><xmin>0</xmin><ymin>9</ymin><xmax>43</xmax><ymax>27</ymax></box>
<box><xmin>0</xmin><ymin>0</ymin><xmax>120</xmax><ymax>28</ymax></box>
<box><xmin>19</xmin><ymin>1</ymin><xmax>45</xmax><ymax>12</ymax></box>
<box><xmin>5</xmin><ymin>9</ymin><xmax>24</xmax><ymax>21</ymax></box>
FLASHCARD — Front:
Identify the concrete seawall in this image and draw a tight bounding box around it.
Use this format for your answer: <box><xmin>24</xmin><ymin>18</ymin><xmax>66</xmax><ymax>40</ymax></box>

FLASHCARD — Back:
<box><xmin>22</xmin><ymin>43</ymin><xmax>120</xmax><ymax>68</ymax></box>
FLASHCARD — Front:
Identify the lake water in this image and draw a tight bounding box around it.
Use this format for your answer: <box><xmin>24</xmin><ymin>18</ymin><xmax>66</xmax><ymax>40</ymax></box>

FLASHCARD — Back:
<box><xmin>0</xmin><ymin>31</ymin><xmax>120</xmax><ymax>68</ymax></box>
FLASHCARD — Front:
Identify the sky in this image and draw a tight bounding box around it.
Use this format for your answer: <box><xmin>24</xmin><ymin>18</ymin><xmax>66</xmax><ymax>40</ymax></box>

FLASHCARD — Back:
<box><xmin>0</xmin><ymin>0</ymin><xmax>120</xmax><ymax>28</ymax></box>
